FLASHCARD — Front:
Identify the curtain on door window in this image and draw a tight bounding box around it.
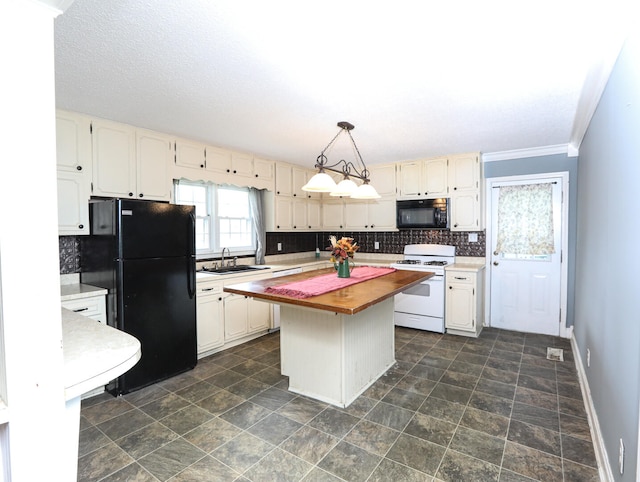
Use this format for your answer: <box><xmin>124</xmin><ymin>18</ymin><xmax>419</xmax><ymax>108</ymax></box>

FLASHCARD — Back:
<box><xmin>495</xmin><ymin>183</ymin><xmax>555</xmax><ymax>255</ymax></box>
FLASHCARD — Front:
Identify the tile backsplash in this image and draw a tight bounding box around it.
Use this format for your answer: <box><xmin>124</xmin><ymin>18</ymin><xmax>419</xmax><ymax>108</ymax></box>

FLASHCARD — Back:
<box><xmin>59</xmin><ymin>229</ymin><xmax>486</xmax><ymax>274</ymax></box>
<box><xmin>266</xmin><ymin>230</ymin><xmax>486</xmax><ymax>257</ymax></box>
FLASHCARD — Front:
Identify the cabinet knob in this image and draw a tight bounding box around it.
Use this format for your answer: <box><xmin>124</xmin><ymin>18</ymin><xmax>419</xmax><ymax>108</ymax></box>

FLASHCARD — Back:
<box><xmin>365</xmin><ymin>225</ymin><xmax>368</xmax><ymax>228</ymax></box>
<box><xmin>449</xmin><ymin>286</ymin><xmax>452</xmax><ymax>289</ymax></box>
<box><xmin>226</xmin><ymin>169</ymin><xmax>230</xmax><ymax>173</ymax></box>
<box><xmin>76</xmin><ymin>165</ymin><xmax>82</xmax><ymax>171</ymax></box>
<box><xmin>308</xmin><ymin>225</ymin><xmax>311</xmax><ymax>229</ymax></box>
<box><xmin>293</xmin><ymin>193</ymin><xmax>297</xmax><ymax>197</ymax></box>
<box><xmin>493</xmin><ymin>261</ymin><xmax>499</xmax><ymax>266</ymax></box>
<box><xmin>454</xmin><ymin>223</ymin><xmax>458</xmax><ymax>228</ymax></box>
<box><xmin>293</xmin><ymin>226</ymin><xmax>296</xmax><ymax>229</ymax></box>
<box><xmin>139</xmin><ymin>193</ymin><xmax>144</xmax><ymax>198</ymax></box>
<box><xmin>78</xmin><ymin>224</ymin><xmax>84</xmax><ymax>229</ymax></box>
<box><xmin>454</xmin><ymin>187</ymin><xmax>457</xmax><ymax>190</ymax></box>
<box><xmin>371</xmin><ymin>224</ymin><xmax>375</xmax><ymax>228</ymax></box>
<box><xmin>233</xmin><ymin>170</ymin><xmax>237</xmax><ymax>174</ymax></box>
<box><xmin>255</xmin><ymin>174</ymin><xmax>259</xmax><ymax>177</ymax></box>
<box><xmin>128</xmin><ymin>192</ymin><xmax>134</xmax><ymax>197</ymax></box>
<box><xmin>277</xmin><ymin>225</ymin><xmax>280</xmax><ymax>229</ymax></box>
<box><xmin>277</xmin><ymin>191</ymin><xmax>280</xmax><ymax>195</ymax></box>
<box><xmin>200</xmin><ymin>164</ymin><xmax>204</xmax><ymax>168</ymax></box>
<box><xmin>218</xmin><ymin>297</ymin><xmax>222</xmax><ymax>301</ymax></box>
<box><xmin>340</xmin><ymin>225</ymin><xmax>343</xmax><ymax>228</ymax></box>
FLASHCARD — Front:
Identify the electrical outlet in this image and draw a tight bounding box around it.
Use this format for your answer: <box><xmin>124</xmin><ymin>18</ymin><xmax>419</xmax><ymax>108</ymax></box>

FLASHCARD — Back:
<box><xmin>468</xmin><ymin>233</ymin><xmax>478</xmax><ymax>242</ymax></box>
<box><xmin>619</xmin><ymin>438</ymin><xmax>624</xmax><ymax>474</ymax></box>
<box><xmin>374</xmin><ymin>241</ymin><xmax>380</xmax><ymax>250</ymax></box>
<box><xmin>277</xmin><ymin>242</ymin><xmax>282</xmax><ymax>251</ymax></box>
<box><xmin>587</xmin><ymin>348</ymin><xmax>591</xmax><ymax>367</ymax></box>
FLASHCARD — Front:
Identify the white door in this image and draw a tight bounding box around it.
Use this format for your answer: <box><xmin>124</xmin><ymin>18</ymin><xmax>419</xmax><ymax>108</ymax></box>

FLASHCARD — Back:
<box><xmin>489</xmin><ymin>175</ymin><xmax>565</xmax><ymax>336</ymax></box>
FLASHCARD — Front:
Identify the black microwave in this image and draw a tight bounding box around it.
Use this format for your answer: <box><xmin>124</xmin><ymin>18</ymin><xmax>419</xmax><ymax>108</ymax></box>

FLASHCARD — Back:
<box><xmin>396</xmin><ymin>198</ymin><xmax>449</xmax><ymax>229</ymax></box>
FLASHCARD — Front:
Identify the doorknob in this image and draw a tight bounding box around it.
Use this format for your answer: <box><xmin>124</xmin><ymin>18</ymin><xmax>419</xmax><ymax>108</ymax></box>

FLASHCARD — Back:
<box><xmin>493</xmin><ymin>261</ymin><xmax>499</xmax><ymax>266</ymax></box>
<box><xmin>493</xmin><ymin>250</ymin><xmax>499</xmax><ymax>256</ymax></box>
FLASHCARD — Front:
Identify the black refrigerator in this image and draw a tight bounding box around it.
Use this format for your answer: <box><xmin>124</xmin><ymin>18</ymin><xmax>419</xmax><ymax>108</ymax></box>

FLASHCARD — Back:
<box><xmin>80</xmin><ymin>198</ymin><xmax>197</xmax><ymax>395</ymax></box>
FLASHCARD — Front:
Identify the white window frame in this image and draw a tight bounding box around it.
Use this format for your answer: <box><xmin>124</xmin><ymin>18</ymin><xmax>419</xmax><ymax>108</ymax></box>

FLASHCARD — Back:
<box><xmin>174</xmin><ymin>180</ymin><xmax>255</xmax><ymax>258</ymax></box>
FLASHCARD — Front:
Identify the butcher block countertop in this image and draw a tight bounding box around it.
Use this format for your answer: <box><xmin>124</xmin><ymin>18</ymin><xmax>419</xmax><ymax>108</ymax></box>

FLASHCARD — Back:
<box><xmin>224</xmin><ymin>267</ymin><xmax>433</xmax><ymax>315</ymax></box>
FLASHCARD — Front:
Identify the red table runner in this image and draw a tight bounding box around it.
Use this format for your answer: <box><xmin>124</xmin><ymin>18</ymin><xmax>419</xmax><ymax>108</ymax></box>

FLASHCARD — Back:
<box><xmin>265</xmin><ymin>266</ymin><xmax>396</xmax><ymax>299</ymax></box>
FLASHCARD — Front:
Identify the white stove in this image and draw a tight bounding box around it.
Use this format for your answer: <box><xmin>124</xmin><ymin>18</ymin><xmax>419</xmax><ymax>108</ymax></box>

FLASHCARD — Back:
<box><xmin>392</xmin><ymin>244</ymin><xmax>455</xmax><ymax>332</ymax></box>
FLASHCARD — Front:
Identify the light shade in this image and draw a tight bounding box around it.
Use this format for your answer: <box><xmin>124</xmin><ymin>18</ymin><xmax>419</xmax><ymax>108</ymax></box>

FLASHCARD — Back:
<box><xmin>350</xmin><ymin>183</ymin><xmax>381</xmax><ymax>199</ymax></box>
<box><xmin>302</xmin><ymin>172</ymin><xmax>337</xmax><ymax>192</ymax></box>
<box><xmin>330</xmin><ymin>177</ymin><xmax>358</xmax><ymax>197</ymax></box>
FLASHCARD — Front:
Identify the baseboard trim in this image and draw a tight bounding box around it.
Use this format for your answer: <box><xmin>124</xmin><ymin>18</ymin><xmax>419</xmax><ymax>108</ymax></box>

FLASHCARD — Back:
<box><xmin>571</xmin><ymin>334</ymin><xmax>614</xmax><ymax>481</ymax></box>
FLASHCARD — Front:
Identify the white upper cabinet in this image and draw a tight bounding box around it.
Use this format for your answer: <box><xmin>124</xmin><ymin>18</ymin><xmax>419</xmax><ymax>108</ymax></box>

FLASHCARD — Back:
<box><xmin>253</xmin><ymin>157</ymin><xmax>274</xmax><ymax>182</ymax></box>
<box><xmin>423</xmin><ymin>157</ymin><xmax>448</xmax><ymax>198</ymax></box>
<box><xmin>91</xmin><ymin>119</ymin><xmax>137</xmax><ymax>198</ymax></box>
<box><xmin>449</xmin><ymin>152</ymin><xmax>479</xmax><ymax>193</ymax></box>
<box><xmin>136</xmin><ymin>129</ymin><xmax>172</xmax><ymax>201</ymax></box>
<box><xmin>292</xmin><ymin>167</ymin><xmax>308</xmax><ymax>198</ymax></box>
<box><xmin>56</xmin><ymin>110</ymin><xmax>92</xmax><ymax>235</ymax></box>
<box><xmin>175</xmin><ymin>138</ymin><xmax>206</xmax><ymax>170</ymax></box>
<box><xmin>367</xmin><ymin>163</ymin><xmax>396</xmax><ymax>197</ymax></box>
<box><xmin>230</xmin><ymin>152</ymin><xmax>253</xmax><ymax>178</ymax></box>
<box><xmin>204</xmin><ymin>145</ymin><xmax>231</xmax><ymax>173</ymax></box>
<box><xmin>396</xmin><ymin>161</ymin><xmax>423</xmax><ymax>198</ymax></box>
<box><xmin>448</xmin><ymin>152</ymin><xmax>483</xmax><ymax>231</ymax></box>
<box><xmin>275</xmin><ymin>163</ymin><xmax>293</xmax><ymax>196</ymax></box>
<box><xmin>56</xmin><ymin>111</ymin><xmax>92</xmax><ymax>174</ymax></box>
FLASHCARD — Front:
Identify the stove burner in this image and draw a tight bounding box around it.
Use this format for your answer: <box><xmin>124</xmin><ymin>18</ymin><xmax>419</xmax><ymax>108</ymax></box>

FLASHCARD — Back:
<box><xmin>396</xmin><ymin>260</ymin><xmax>421</xmax><ymax>265</ymax></box>
<box><xmin>424</xmin><ymin>261</ymin><xmax>448</xmax><ymax>266</ymax></box>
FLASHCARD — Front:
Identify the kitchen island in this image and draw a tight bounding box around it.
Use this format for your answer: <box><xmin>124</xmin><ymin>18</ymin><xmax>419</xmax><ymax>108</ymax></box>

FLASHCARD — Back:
<box><xmin>224</xmin><ymin>268</ymin><xmax>432</xmax><ymax>407</ymax></box>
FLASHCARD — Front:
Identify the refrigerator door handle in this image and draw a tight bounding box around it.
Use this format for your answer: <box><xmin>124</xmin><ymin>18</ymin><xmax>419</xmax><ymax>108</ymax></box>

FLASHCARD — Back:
<box><xmin>187</xmin><ymin>211</ymin><xmax>196</xmax><ymax>299</ymax></box>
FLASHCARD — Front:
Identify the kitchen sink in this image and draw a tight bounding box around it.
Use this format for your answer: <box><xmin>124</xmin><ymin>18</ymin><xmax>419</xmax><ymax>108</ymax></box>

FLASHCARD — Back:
<box><xmin>200</xmin><ymin>265</ymin><xmax>269</xmax><ymax>275</ymax></box>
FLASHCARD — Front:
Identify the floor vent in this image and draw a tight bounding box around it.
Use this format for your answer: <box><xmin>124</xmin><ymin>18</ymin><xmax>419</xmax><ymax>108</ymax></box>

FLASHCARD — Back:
<box><xmin>547</xmin><ymin>347</ymin><xmax>564</xmax><ymax>361</ymax></box>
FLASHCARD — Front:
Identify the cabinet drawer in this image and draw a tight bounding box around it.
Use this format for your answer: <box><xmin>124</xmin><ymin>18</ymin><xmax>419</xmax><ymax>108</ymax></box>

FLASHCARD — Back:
<box><xmin>62</xmin><ymin>296</ymin><xmax>102</xmax><ymax>315</ymax></box>
<box><xmin>197</xmin><ymin>282</ymin><xmax>223</xmax><ymax>296</ymax></box>
<box><xmin>446</xmin><ymin>273</ymin><xmax>475</xmax><ymax>284</ymax></box>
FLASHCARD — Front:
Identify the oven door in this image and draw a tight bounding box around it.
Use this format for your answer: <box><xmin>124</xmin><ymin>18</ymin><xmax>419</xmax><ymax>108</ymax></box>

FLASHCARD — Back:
<box><xmin>394</xmin><ymin>274</ymin><xmax>445</xmax><ymax>332</ymax></box>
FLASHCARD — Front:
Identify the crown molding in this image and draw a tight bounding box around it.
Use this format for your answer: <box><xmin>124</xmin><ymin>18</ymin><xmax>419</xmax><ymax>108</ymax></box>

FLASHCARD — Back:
<box><xmin>482</xmin><ymin>144</ymin><xmax>569</xmax><ymax>163</ymax></box>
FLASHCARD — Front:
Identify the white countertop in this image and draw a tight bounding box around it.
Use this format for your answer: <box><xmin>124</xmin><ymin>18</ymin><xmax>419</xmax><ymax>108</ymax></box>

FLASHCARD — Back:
<box><xmin>62</xmin><ymin>308</ymin><xmax>141</xmax><ymax>400</ymax></box>
<box><xmin>446</xmin><ymin>262</ymin><xmax>486</xmax><ymax>272</ymax></box>
<box><xmin>60</xmin><ymin>283</ymin><xmax>107</xmax><ymax>301</ymax></box>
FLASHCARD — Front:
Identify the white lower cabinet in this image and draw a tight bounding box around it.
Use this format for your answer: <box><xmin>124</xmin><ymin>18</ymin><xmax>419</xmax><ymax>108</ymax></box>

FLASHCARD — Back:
<box><xmin>445</xmin><ymin>266</ymin><xmax>484</xmax><ymax>337</ymax></box>
<box><xmin>61</xmin><ymin>295</ymin><xmax>106</xmax><ymax>324</ymax></box>
<box><xmin>223</xmin><ymin>293</ymin><xmax>271</xmax><ymax>342</ymax></box>
<box><xmin>196</xmin><ymin>280</ymin><xmax>225</xmax><ymax>357</ymax></box>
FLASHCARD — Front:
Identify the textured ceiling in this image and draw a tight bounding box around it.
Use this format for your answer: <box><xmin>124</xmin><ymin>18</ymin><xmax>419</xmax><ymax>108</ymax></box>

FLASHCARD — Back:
<box><xmin>54</xmin><ymin>0</ymin><xmax>621</xmax><ymax>166</ymax></box>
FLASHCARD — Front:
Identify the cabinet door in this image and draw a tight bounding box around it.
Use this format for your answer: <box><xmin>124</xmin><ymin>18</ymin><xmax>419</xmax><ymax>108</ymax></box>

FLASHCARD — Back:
<box><xmin>224</xmin><ymin>294</ymin><xmax>248</xmax><ymax>341</ymax></box>
<box><xmin>136</xmin><ymin>129</ymin><xmax>172</xmax><ymax>201</ymax></box>
<box><xmin>292</xmin><ymin>167</ymin><xmax>308</xmax><ymax>198</ymax></box>
<box><xmin>449</xmin><ymin>153</ymin><xmax>479</xmax><ymax>192</ymax></box>
<box><xmin>56</xmin><ymin>111</ymin><xmax>92</xmax><ymax>174</ymax></box>
<box><xmin>91</xmin><ymin>120</ymin><xmax>136</xmax><ymax>198</ymax></box>
<box><xmin>230</xmin><ymin>152</ymin><xmax>253</xmax><ymax>177</ymax></box>
<box><xmin>196</xmin><ymin>292</ymin><xmax>224</xmax><ymax>354</ymax></box>
<box><xmin>368</xmin><ymin>196</ymin><xmax>397</xmax><ymax>230</ymax></box>
<box><xmin>247</xmin><ymin>297</ymin><xmax>270</xmax><ymax>333</ymax></box>
<box><xmin>175</xmin><ymin>139</ymin><xmax>206</xmax><ymax>169</ymax></box>
<box><xmin>450</xmin><ymin>192</ymin><xmax>480</xmax><ymax>231</ymax></box>
<box><xmin>57</xmin><ymin>170</ymin><xmax>90</xmax><ymax>235</ymax></box>
<box><xmin>307</xmin><ymin>200</ymin><xmax>322</xmax><ymax>230</ymax></box>
<box><xmin>345</xmin><ymin>200</ymin><xmax>369</xmax><ymax>229</ymax></box>
<box><xmin>367</xmin><ymin>164</ymin><xmax>396</xmax><ymax>197</ymax></box>
<box><xmin>275</xmin><ymin>164</ymin><xmax>293</xmax><ymax>196</ymax></box>
<box><xmin>446</xmin><ymin>282</ymin><xmax>475</xmax><ymax>331</ymax></box>
<box><xmin>274</xmin><ymin>196</ymin><xmax>293</xmax><ymax>230</ymax></box>
<box><xmin>322</xmin><ymin>199</ymin><xmax>345</xmax><ymax>230</ymax></box>
<box><xmin>397</xmin><ymin>161</ymin><xmax>423</xmax><ymax>198</ymax></box>
<box><xmin>253</xmin><ymin>157</ymin><xmax>274</xmax><ymax>182</ymax></box>
<box><xmin>205</xmin><ymin>145</ymin><xmax>232</xmax><ymax>174</ymax></box>
<box><xmin>424</xmin><ymin>157</ymin><xmax>448</xmax><ymax>198</ymax></box>
<box><xmin>292</xmin><ymin>198</ymin><xmax>307</xmax><ymax>230</ymax></box>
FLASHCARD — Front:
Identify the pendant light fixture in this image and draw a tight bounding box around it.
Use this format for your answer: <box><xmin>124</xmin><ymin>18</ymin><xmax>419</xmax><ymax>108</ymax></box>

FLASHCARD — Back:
<box><xmin>302</xmin><ymin>122</ymin><xmax>380</xmax><ymax>199</ymax></box>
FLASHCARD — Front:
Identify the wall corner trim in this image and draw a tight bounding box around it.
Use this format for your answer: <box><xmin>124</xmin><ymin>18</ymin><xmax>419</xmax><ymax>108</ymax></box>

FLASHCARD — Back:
<box><xmin>571</xmin><ymin>333</ymin><xmax>614</xmax><ymax>482</ymax></box>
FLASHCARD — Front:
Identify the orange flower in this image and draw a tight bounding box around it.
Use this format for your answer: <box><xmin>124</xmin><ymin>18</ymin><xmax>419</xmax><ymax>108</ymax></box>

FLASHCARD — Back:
<box><xmin>327</xmin><ymin>236</ymin><xmax>359</xmax><ymax>263</ymax></box>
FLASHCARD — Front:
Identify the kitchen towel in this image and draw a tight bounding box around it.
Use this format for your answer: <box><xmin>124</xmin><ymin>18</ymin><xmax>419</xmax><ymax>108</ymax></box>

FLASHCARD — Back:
<box><xmin>265</xmin><ymin>266</ymin><xmax>396</xmax><ymax>298</ymax></box>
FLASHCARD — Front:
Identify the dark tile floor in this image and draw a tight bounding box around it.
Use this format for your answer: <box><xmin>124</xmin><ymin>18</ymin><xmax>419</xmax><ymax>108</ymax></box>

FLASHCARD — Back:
<box><xmin>77</xmin><ymin>327</ymin><xmax>600</xmax><ymax>481</ymax></box>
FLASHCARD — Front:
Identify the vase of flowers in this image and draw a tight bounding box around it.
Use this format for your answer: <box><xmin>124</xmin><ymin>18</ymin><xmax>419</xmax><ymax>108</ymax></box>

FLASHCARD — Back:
<box><xmin>328</xmin><ymin>235</ymin><xmax>358</xmax><ymax>278</ymax></box>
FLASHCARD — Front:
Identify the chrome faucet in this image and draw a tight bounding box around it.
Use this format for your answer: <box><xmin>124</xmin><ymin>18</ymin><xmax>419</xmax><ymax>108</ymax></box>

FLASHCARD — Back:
<box><xmin>221</xmin><ymin>247</ymin><xmax>231</xmax><ymax>267</ymax></box>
